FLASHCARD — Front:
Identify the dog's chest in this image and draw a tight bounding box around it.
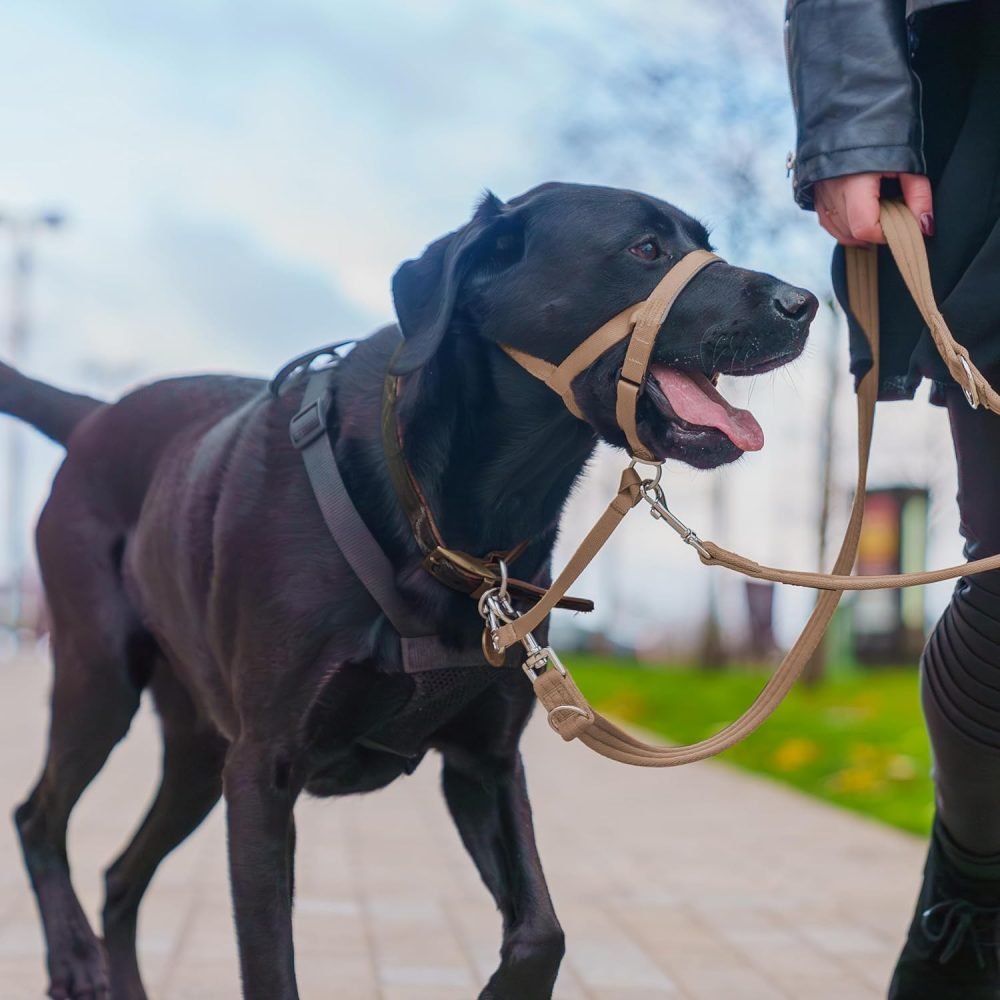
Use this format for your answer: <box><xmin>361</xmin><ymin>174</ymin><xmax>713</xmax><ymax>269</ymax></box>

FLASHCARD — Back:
<box><xmin>364</xmin><ymin>663</ymin><xmax>501</xmax><ymax>756</ymax></box>
<box><xmin>304</xmin><ymin>664</ymin><xmax>504</xmax><ymax>796</ymax></box>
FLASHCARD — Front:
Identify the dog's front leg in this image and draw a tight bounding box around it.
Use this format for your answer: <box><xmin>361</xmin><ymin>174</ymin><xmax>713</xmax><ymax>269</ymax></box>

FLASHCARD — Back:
<box><xmin>442</xmin><ymin>750</ymin><xmax>564</xmax><ymax>1000</ymax></box>
<box><xmin>224</xmin><ymin>740</ymin><xmax>300</xmax><ymax>1000</ymax></box>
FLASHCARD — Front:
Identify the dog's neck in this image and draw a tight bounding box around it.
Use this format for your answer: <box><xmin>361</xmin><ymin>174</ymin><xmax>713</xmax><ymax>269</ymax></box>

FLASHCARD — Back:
<box><xmin>396</xmin><ymin>336</ymin><xmax>598</xmax><ymax>562</ymax></box>
<box><xmin>329</xmin><ymin>326</ymin><xmax>598</xmax><ymax>634</ymax></box>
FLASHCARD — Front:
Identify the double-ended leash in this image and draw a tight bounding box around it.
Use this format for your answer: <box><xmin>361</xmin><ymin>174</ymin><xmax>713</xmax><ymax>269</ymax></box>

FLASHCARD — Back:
<box><xmin>278</xmin><ymin>200</ymin><xmax>1000</xmax><ymax>768</ymax></box>
<box><xmin>476</xmin><ymin>200</ymin><xmax>1000</xmax><ymax>766</ymax></box>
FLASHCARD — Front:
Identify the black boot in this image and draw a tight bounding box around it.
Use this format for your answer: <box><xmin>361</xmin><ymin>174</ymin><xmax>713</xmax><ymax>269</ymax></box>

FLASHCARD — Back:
<box><xmin>889</xmin><ymin>820</ymin><xmax>1000</xmax><ymax>999</ymax></box>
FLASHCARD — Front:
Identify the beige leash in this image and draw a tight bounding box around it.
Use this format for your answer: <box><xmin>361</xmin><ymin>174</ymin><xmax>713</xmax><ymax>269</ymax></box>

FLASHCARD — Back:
<box><xmin>488</xmin><ymin>201</ymin><xmax>1000</xmax><ymax>766</ymax></box>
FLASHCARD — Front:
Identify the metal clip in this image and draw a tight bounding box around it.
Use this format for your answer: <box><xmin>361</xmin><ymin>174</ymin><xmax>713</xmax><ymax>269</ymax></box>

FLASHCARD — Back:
<box><xmin>639</xmin><ymin>481</ymin><xmax>712</xmax><ymax>559</ymax></box>
<box><xmin>522</xmin><ymin>640</ymin><xmax>567</xmax><ymax>684</ymax></box>
<box><xmin>478</xmin><ymin>588</ymin><xmax>514</xmax><ymax>628</ymax></box>
<box><xmin>476</xmin><ymin>586</ymin><xmax>567</xmax><ymax>681</ymax></box>
<box><xmin>478</xmin><ymin>588</ymin><xmax>511</xmax><ymax>666</ymax></box>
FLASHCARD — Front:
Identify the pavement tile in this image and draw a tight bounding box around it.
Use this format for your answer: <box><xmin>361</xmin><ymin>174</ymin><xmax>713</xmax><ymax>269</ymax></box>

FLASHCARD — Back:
<box><xmin>0</xmin><ymin>652</ymin><xmax>929</xmax><ymax>999</ymax></box>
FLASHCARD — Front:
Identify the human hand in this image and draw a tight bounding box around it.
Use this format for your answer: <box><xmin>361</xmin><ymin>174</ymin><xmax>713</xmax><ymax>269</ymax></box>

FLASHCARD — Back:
<box><xmin>814</xmin><ymin>173</ymin><xmax>934</xmax><ymax>246</ymax></box>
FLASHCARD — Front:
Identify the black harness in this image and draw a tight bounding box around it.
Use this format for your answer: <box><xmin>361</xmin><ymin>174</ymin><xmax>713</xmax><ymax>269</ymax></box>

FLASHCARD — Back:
<box><xmin>272</xmin><ymin>346</ymin><xmax>500</xmax><ymax>674</ymax></box>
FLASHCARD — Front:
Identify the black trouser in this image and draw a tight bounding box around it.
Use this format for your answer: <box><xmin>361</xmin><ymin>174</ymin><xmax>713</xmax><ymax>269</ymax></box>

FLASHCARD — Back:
<box><xmin>837</xmin><ymin>3</ymin><xmax>1000</xmax><ymax>862</ymax></box>
<box><xmin>922</xmin><ymin>386</ymin><xmax>1000</xmax><ymax>858</ymax></box>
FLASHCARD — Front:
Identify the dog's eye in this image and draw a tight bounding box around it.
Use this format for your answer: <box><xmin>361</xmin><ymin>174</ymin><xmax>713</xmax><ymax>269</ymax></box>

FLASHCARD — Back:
<box><xmin>628</xmin><ymin>239</ymin><xmax>661</xmax><ymax>261</ymax></box>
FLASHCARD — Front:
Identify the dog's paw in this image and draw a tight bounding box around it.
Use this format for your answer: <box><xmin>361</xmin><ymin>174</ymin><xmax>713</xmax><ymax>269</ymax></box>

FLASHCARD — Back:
<box><xmin>46</xmin><ymin>932</ymin><xmax>110</xmax><ymax>1000</ymax></box>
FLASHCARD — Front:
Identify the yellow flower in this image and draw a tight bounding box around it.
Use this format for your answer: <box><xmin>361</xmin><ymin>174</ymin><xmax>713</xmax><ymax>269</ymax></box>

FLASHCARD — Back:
<box><xmin>828</xmin><ymin>766</ymin><xmax>883</xmax><ymax>794</ymax></box>
<box><xmin>771</xmin><ymin>738</ymin><xmax>821</xmax><ymax>772</ymax></box>
<box><xmin>886</xmin><ymin>755</ymin><xmax>919</xmax><ymax>781</ymax></box>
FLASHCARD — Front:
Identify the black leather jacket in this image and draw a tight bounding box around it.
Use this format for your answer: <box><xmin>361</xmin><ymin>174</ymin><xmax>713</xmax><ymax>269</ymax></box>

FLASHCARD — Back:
<box><xmin>785</xmin><ymin>0</ymin><xmax>969</xmax><ymax>210</ymax></box>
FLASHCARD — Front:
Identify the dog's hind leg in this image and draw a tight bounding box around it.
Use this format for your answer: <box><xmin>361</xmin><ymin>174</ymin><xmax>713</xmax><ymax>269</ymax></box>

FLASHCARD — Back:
<box><xmin>101</xmin><ymin>665</ymin><xmax>228</xmax><ymax>1000</ymax></box>
<box><xmin>440</xmin><ymin>694</ymin><xmax>564</xmax><ymax>1000</ymax></box>
<box><xmin>14</xmin><ymin>496</ymin><xmax>153</xmax><ymax>1000</ymax></box>
<box><xmin>14</xmin><ymin>627</ymin><xmax>145</xmax><ymax>1000</ymax></box>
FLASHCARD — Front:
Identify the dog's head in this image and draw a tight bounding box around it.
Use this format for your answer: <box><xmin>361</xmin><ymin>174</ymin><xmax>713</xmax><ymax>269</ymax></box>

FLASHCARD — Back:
<box><xmin>391</xmin><ymin>182</ymin><xmax>816</xmax><ymax>469</ymax></box>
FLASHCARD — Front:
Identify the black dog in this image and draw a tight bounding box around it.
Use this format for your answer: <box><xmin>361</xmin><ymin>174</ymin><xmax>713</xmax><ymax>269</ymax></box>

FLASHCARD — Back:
<box><xmin>1</xmin><ymin>182</ymin><xmax>816</xmax><ymax>1000</ymax></box>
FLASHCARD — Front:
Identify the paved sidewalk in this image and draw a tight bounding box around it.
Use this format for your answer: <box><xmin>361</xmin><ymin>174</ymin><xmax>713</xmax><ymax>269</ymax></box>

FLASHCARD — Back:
<box><xmin>0</xmin><ymin>652</ymin><xmax>924</xmax><ymax>999</ymax></box>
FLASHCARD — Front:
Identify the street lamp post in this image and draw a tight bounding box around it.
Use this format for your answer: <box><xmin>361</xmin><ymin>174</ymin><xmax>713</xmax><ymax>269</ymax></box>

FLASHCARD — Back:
<box><xmin>0</xmin><ymin>209</ymin><xmax>65</xmax><ymax>643</ymax></box>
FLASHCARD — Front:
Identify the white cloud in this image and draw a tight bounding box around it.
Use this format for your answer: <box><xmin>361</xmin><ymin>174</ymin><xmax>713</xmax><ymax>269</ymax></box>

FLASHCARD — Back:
<box><xmin>0</xmin><ymin>0</ymin><xmax>961</xmax><ymax>643</ymax></box>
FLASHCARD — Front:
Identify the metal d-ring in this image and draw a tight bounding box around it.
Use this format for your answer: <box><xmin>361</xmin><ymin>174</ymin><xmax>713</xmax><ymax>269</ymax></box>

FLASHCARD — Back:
<box><xmin>958</xmin><ymin>355</ymin><xmax>980</xmax><ymax>410</ymax></box>
<box><xmin>477</xmin><ymin>588</ymin><xmax>495</xmax><ymax>621</ymax></box>
<box><xmin>477</xmin><ymin>585</ymin><xmax>515</xmax><ymax>626</ymax></box>
<box><xmin>496</xmin><ymin>558</ymin><xmax>509</xmax><ymax>602</ymax></box>
<box><xmin>629</xmin><ymin>456</ymin><xmax>664</xmax><ymax>490</ymax></box>
<box><xmin>546</xmin><ymin>704</ymin><xmax>594</xmax><ymax>733</ymax></box>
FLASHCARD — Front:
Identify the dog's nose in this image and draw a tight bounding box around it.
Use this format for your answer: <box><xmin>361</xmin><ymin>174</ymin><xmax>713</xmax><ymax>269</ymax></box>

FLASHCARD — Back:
<box><xmin>772</xmin><ymin>285</ymin><xmax>818</xmax><ymax>322</ymax></box>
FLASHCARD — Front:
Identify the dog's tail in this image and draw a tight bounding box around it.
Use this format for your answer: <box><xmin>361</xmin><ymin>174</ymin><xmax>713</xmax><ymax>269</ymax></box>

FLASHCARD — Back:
<box><xmin>0</xmin><ymin>360</ymin><xmax>104</xmax><ymax>447</ymax></box>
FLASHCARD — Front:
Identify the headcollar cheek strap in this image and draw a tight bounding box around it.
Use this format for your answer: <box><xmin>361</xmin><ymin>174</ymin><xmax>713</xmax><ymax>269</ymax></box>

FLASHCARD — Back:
<box><xmin>617</xmin><ymin>250</ymin><xmax>721</xmax><ymax>460</ymax></box>
<box><xmin>500</xmin><ymin>250</ymin><xmax>723</xmax><ymax>459</ymax></box>
<box><xmin>497</xmin><ymin>346</ymin><xmax>587</xmax><ymax>419</ymax></box>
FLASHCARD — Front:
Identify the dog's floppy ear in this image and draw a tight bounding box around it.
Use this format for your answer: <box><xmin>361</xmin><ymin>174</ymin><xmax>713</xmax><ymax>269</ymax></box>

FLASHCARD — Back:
<box><xmin>390</xmin><ymin>192</ymin><xmax>522</xmax><ymax>374</ymax></box>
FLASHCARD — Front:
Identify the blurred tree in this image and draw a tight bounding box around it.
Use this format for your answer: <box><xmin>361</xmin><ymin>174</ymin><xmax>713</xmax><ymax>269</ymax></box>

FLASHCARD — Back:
<box><xmin>548</xmin><ymin>0</ymin><xmax>821</xmax><ymax>276</ymax></box>
<box><xmin>543</xmin><ymin>0</ymin><xmax>837</xmax><ymax>669</ymax></box>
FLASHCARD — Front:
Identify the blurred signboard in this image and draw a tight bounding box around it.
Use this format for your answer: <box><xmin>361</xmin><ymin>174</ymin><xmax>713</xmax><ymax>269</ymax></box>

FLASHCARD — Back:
<box><xmin>852</xmin><ymin>488</ymin><xmax>928</xmax><ymax>664</ymax></box>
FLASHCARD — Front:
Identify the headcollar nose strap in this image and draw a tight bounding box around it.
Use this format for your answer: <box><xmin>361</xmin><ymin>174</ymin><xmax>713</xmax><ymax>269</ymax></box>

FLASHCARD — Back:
<box><xmin>499</xmin><ymin>249</ymin><xmax>723</xmax><ymax>459</ymax></box>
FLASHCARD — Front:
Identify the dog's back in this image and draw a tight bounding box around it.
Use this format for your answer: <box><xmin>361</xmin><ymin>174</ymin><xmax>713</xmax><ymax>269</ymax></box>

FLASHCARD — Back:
<box><xmin>1</xmin><ymin>360</ymin><xmax>262</xmax><ymax>479</ymax></box>
<box><xmin>1</xmin><ymin>367</ymin><xmax>272</xmax><ymax>539</ymax></box>
<box><xmin>38</xmin><ymin>373</ymin><xmax>266</xmax><ymax>522</ymax></box>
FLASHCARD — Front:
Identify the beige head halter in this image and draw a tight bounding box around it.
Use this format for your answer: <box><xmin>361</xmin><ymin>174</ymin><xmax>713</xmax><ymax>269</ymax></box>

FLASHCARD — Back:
<box><xmin>499</xmin><ymin>250</ymin><xmax>723</xmax><ymax>461</ymax></box>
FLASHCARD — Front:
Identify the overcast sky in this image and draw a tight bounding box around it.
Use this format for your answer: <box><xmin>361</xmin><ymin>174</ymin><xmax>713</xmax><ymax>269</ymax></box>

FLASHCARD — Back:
<box><xmin>0</xmin><ymin>0</ymin><xmax>961</xmax><ymax>648</ymax></box>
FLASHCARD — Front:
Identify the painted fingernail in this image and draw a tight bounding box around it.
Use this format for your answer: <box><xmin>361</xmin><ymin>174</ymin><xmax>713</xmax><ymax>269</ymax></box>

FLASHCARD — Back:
<box><xmin>920</xmin><ymin>213</ymin><xmax>935</xmax><ymax>237</ymax></box>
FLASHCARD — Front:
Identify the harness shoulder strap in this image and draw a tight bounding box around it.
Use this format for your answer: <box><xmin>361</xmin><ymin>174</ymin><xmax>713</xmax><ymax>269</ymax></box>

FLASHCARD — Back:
<box><xmin>291</xmin><ymin>370</ymin><xmax>426</xmax><ymax>638</ymax></box>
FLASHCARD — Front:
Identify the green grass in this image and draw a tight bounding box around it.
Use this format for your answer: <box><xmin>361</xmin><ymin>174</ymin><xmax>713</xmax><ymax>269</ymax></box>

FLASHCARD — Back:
<box><xmin>565</xmin><ymin>654</ymin><xmax>933</xmax><ymax>836</ymax></box>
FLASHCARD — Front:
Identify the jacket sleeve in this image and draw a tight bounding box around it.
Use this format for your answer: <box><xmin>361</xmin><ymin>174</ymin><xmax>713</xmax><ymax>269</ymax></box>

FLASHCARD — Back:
<box><xmin>785</xmin><ymin>0</ymin><xmax>925</xmax><ymax>210</ymax></box>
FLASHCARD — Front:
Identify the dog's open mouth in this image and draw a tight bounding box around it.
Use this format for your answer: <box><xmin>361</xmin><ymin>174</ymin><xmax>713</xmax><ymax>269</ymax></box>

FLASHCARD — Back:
<box><xmin>645</xmin><ymin>364</ymin><xmax>764</xmax><ymax>459</ymax></box>
<box><xmin>648</xmin><ymin>365</ymin><xmax>764</xmax><ymax>452</ymax></box>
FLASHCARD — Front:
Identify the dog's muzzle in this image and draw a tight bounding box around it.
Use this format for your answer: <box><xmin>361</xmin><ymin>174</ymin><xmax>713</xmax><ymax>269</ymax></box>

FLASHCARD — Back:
<box><xmin>499</xmin><ymin>249</ymin><xmax>722</xmax><ymax>462</ymax></box>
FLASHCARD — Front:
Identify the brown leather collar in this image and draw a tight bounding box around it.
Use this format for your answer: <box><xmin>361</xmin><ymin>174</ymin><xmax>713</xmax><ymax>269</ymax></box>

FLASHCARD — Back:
<box><xmin>380</xmin><ymin>364</ymin><xmax>593</xmax><ymax>612</ymax></box>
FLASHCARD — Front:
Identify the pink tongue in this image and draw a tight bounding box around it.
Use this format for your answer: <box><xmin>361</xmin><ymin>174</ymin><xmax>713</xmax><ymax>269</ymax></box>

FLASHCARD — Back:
<box><xmin>651</xmin><ymin>366</ymin><xmax>764</xmax><ymax>452</ymax></box>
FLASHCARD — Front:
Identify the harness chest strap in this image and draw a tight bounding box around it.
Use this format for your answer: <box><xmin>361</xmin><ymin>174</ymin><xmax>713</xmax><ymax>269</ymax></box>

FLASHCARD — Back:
<box><xmin>504</xmin><ymin>202</ymin><xmax>1000</xmax><ymax>766</ymax></box>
